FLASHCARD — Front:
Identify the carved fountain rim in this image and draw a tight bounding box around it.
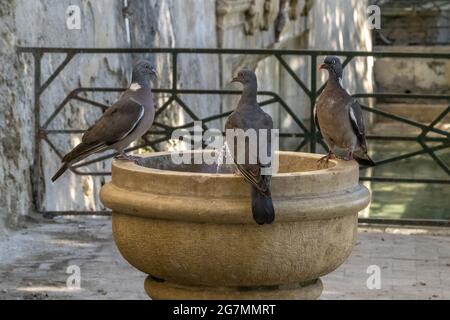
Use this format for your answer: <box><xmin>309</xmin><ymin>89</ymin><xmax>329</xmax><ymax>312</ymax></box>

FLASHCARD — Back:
<box><xmin>115</xmin><ymin>150</ymin><xmax>354</xmax><ymax>179</ymax></box>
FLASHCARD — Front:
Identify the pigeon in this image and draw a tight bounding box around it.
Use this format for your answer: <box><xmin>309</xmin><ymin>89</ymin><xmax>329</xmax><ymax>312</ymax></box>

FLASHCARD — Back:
<box><xmin>225</xmin><ymin>69</ymin><xmax>275</xmax><ymax>224</ymax></box>
<box><xmin>314</xmin><ymin>56</ymin><xmax>375</xmax><ymax>166</ymax></box>
<box><xmin>51</xmin><ymin>60</ymin><xmax>157</xmax><ymax>182</ymax></box>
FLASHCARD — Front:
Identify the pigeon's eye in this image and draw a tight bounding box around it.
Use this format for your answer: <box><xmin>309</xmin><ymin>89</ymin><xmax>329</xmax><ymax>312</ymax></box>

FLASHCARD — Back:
<box><xmin>332</xmin><ymin>60</ymin><xmax>336</xmax><ymax>65</ymax></box>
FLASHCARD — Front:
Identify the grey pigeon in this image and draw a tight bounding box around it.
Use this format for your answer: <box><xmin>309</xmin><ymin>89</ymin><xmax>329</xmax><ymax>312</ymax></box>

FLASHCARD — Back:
<box><xmin>52</xmin><ymin>61</ymin><xmax>157</xmax><ymax>182</ymax></box>
<box><xmin>314</xmin><ymin>56</ymin><xmax>375</xmax><ymax>166</ymax></box>
<box><xmin>225</xmin><ymin>69</ymin><xmax>275</xmax><ymax>224</ymax></box>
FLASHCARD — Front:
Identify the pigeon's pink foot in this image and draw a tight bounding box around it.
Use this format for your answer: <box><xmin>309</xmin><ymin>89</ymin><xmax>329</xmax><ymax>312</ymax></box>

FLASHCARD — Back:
<box><xmin>317</xmin><ymin>151</ymin><xmax>335</xmax><ymax>168</ymax></box>
<box><xmin>114</xmin><ymin>153</ymin><xmax>142</xmax><ymax>163</ymax></box>
<box><xmin>317</xmin><ymin>151</ymin><xmax>335</xmax><ymax>167</ymax></box>
<box><xmin>342</xmin><ymin>152</ymin><xmax>354</xmax><ymax>161</ymax></box>
<box><xmin>233</xmin><ymin>167</ymin><xmax>242</xmax><ymax>176</ymax></box>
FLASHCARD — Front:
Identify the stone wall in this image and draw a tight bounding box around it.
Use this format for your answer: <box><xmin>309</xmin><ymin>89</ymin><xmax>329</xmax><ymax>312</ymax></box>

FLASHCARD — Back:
<box><xmin>374</xmin><ymin>46</ymin><xmax>450</xmax><ymax>98</ymax></box>
<box><xmin>0</xmin><ymin>1</ymin><xmax>34</xmax><ymax>235</ymax></box>
<box><xmin>374</xmin><ymin>1</ymin><xmax>450</xmax><ymax>46</ymax></box>
<box><xmin>15</xmin><ymin>0</ymin><xmax>131</xmax><ymax>215</ymax></box>
<box><xmin>0</xmin><ymin>0</ymin><xmax>373</xmax><ymax>235</ymax></box>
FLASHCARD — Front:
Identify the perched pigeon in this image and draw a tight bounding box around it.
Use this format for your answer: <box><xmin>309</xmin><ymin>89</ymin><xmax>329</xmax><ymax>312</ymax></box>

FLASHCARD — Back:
<box><xmin>314</xmin><ymin>56</ymin><xmax>375</xmax><ymax>166</ymax></box>
<box><xmin>51</xmin><ymin>61</ymin><xmax>157</xmax><ymax>182</ymax></box>
<box><xmin>225</xmin><ymin>69</ymin><xmax>275</xmax><ymax>224</ymax></box>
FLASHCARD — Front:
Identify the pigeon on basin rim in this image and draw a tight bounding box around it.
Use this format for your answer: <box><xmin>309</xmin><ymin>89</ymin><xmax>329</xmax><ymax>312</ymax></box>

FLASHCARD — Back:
<box><xmin>314</xmin><ymin>56</ymin><xmax>375</xmax><ymax>166</ymax></box>
<box><xmin>51</xmin><ymin>60</ymin><xmax>157</xmax><ymax>182</ymax></box>
<box><xmin>225</xmin><ymin>69</ymin><xmax>275</xmax><ymax>225</ymax></box>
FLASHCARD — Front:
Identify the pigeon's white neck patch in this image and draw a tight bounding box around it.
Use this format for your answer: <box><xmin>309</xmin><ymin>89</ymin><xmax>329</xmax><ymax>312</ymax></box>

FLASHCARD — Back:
<box><xmin>338</xmin><ymin>77</ymin><xmax>351</xmax><ymax>94</ymax></box>
<box><xmin>130</xmin><ymin>82</ymin><xmax>142</xmax><ymax>91</ymax></box>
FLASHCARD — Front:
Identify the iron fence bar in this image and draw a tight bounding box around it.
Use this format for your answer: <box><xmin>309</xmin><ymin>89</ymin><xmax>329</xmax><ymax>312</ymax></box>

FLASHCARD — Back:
<box><xmin>73</xmin><ymin>95</ymin><xmax>110</xmax><ymax>110</ymax></box>
<box><xmin>17</xmin><ymin>47</ymin><xmax>450</xmax><ymax>59</ymax></box>
<box><xmin>41</xmin><ymin>210</ymin><xmax>112</xmax><ymax>217</ymax></box>
<box><xmin>152</xmin><ymin>121</ymin><xmax>172</xmax><ymax>129</ymax></box>
<box><xmin>420</xmin><ymin>106</ymin><xmax>450</xmax><ymax>139</ymax></box>
<box><xmin>259</xmin><ymin>97</ymin><xmax>279</xmax><ymax>106</ymax></box>
<box><xmin>42</xmin><ymin>136</ymin><xmax>65</xmax><ymax>160</ymax></box>
<box><xmin>42</xmin><ymin>93</ymin><xmax>75</xmax><ymax>129</ymax></box>
<box><xmin>173</xmin><ymin>111</ymin><xmax>234</xmax><ymax>130</ymax></box>
<box><xmin>359</xmin><ymin>104</ymin><xmax>450</xmax><ymax>137</ymax></box>
<box><xmin>275</xmin><ymin>55</ymin><xmax>311</xmax><ymax>96</ymax></box>
<box><xmin>295</xmin><ymin>138</ymin><xmax>309</xmax><ymax>151</ymax></box>
<box><xmin>40</xmin><ymin>53</ymin><xmax>75</xmax><ymax>93</ymax></box>
<box><xmin>32</xmin><ymin>52</ymin><xmax>42</xmax><ymax>212</ymax></box>
<box><xmin>365</xmin><ymin>134</ymin><xmax>448</xmax><ymax>142</ymax></box>
<box><xmin>267</xmin><ymin>94</ymin><xmax>310</xmax><ymax>133</ymax></box>
<box><xmin>171</xmin><ymin>52</ymin><xmax>177</xmax><ymax>94</ymax></box>
<box><xmin>418</xmin><ymin>140</ymin><xmax>450</xmax><ymax>175</ymax></box>
<box><xmin>154</xmin><ymin>96</ymin><xmax>175</xmax><ymax>117</ymax></box>
<box><xmin>430</xmin><ymin>106</ymin><xmax>450</xmax><ymax>126</ymax></box>
<box><xmin>40</xmin><ymin>131</ymin><xmax>448</xmax><ymax>143</ymax></box>
<box><xmin>354</xmin><ymin>93</ymin><xmax>450</xmax><ymax>100</ymax></box>
<box><xmin>362</xmin><ymin>143</ymin><xmax>447</xmax><ymax>168</ymax></box>
<box><xmin>173</xmin><ymin>96</ymin><xmax>209</xmax><ymax>133</ymax></box>
<box><xmin>360</xmin><ymin>177</ymin><xmax>449</xmax><ymax>184</ymax></box>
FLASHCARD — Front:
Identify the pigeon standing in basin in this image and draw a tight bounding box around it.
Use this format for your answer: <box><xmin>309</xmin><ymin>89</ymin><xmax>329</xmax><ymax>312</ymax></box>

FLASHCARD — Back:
<box><xmin>51</xmin><ymin>60</ymin><xmax>157</xmax><ymax>182</ymax></box>
<box><xmin>225</xmin><ymin>69</ymin><xmax>275</xmax><ymax>225</ymax></box>
<box><xmin>314</xmin><ymin>56</ymin><xmax>375</xmax><ymax>166</ymax></box>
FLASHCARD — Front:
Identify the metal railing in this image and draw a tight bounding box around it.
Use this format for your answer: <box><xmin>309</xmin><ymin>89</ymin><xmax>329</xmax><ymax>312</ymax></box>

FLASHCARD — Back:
<box><xmin>17</xmin><ymin>47</ymin><xmax>450</xmax><ymax>222</ymax></box>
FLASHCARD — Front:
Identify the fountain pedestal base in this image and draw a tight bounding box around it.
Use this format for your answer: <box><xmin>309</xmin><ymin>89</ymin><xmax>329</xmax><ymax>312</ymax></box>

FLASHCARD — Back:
<box><xmin>144</xmin><ymin>276</ymin><xmax>323</xmax><ymax>300</ymax></box>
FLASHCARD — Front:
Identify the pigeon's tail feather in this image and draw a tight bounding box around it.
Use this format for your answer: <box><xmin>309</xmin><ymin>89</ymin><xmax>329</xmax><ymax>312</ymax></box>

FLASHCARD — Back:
<box><xmin>52</xmin><ymin>142</ymin><xmax>105</xmax><ymax>182</ymax></box>
<box><xmin>62</xmin><ymin>142</ymin><xmax>102</xmax><ymax>163</ymax></box>
<box><xmin>354</xmin><ymin>153</ymin><xmax>375</xmax><ymax>167</ymax></box>
<box><xmin>251</xmin><ymin>186</ymin><xmax>275</xmax><ymax>225</ymax></box>
<box><xmin>51</xmin><ymin>162</ymin><xmax>70</xmax><ymax>182</ymax></box>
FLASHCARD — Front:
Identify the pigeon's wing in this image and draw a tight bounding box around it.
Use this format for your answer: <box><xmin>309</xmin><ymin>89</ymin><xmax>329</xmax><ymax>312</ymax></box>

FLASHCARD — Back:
<box><xmin>314</xmin><ymin>105</ymin><xmax>322</xmax><ymax>135</ymax></box>
<box><xmin>238</xmin><ymin>113</ymin><xmax>272</xmax><ymax>196</ymax></box>
<box><xmin>348</xmin><ymin>100</ymin><xmax>368</xmax><ymax>151</ymax></box>
<box><xmin>258</xmin><ymin>111</ymin><xmax>273</xmax><ymax>169</ymax></box>
<box><xmin>235</xmin><ymin>163</ymin><xmax>270</xmax><ymax>195</ymax></box>
<box><xmin>226</xmin><ymin>111</ymin><xmax>271</xmax><ymax>196</ymax></box>
<box><xmin>82</xmin><ymin>95</ymin><xmax>145</xmax><ymax>147</ymax></box>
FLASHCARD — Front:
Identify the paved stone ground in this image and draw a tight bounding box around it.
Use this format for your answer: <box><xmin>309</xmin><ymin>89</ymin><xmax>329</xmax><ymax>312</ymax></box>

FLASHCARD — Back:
<box><xmin>0</xmin><ymin>216</ymin><xmax>449</xmax><ymax>300</ymax></box>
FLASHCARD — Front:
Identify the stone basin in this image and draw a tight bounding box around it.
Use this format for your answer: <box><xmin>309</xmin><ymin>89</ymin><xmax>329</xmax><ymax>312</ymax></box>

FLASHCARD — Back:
<box><xmin>100</xmin><ymin>151</ymin><xmax>370</xmax><ymax>299</ymax></box>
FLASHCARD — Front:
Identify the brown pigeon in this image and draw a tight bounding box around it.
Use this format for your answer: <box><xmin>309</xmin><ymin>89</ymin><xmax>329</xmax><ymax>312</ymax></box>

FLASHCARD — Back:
<box><xmin>51</xmin><ymin>60</ymin><xmax>157</xmax><ymax>182</ymax></box>
<box><xmin>314</xmin><ymin>56</ymin><xmax>374</xmax><ymax>166</ymax></box>
<box><xmin>225</xmin><ymin>69</ymin><xmax>275</xmax><ymax>225</ymax></box>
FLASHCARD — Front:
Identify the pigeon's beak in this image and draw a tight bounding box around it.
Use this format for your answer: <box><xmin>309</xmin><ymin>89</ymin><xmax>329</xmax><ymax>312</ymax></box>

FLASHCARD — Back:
<box><xmin>150</xmin><ymin>67</ymin><xmax>158</xmax><ymax>79</ymax></box>
<box><xmin>319</xmin><ymin>63</ymin><xmax>327</xmax><ymax>70</ymax></box>
<box><xmin>230</xmin><ymin>76</ymin><xmax>241</xmax><ymax>84</ymax></box>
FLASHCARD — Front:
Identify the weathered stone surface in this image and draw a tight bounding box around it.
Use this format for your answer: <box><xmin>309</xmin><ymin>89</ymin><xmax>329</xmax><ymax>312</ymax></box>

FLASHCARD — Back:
<box><xmin>101</xmin><ymin>151</ymin><xmax>370</xmax><ymax>299</ymax></box>
<box><xmin>14</xmin><ymin>0</ymin><xmax>131</xmax><ymax>217</ymax></box>
<box><xmin>0</xmin><ymin>0</ymin><xmax>34</xmax><ymax>235</ymax></box>
<box><xmin>374</xmin><ymin>46</ymin><xmax>450</xmax><ymax>96</ymax></box>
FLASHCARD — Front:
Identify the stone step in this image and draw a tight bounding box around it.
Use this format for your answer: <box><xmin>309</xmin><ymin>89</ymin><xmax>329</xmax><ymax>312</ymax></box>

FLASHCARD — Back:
<box><xmin>374</xmin><ymin>103</ymin><xmax>449</xmax><ymax>124</ymax></box>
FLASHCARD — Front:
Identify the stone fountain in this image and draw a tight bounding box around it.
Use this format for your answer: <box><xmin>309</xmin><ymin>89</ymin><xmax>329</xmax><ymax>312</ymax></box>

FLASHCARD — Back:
<box><xmin>100</xmin><ymin>150</ymin><xmax>370</xmax><ymax>299</ymax></box>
